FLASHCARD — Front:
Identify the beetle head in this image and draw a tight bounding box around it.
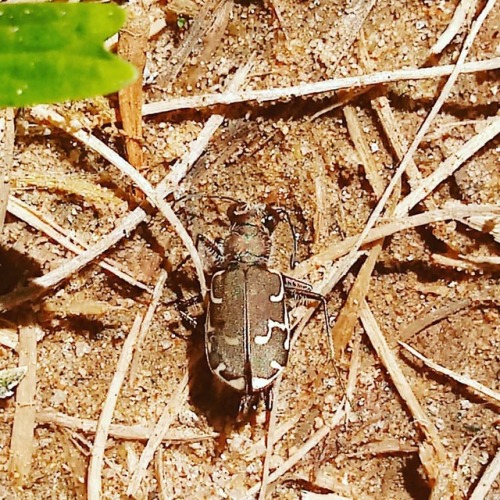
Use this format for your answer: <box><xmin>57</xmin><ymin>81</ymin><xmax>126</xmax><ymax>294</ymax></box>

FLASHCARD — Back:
<box><xmin>227</xmin><ymin>203</ymin><xmax>280</xmax><ymax>235</ymax></box>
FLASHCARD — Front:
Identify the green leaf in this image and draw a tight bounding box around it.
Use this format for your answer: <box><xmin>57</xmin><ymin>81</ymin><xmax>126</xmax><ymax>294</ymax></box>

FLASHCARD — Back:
<box><xmin>0</xmin><ymin>3</ymin><xmax>137</xmax><ymax>107</ymax></box>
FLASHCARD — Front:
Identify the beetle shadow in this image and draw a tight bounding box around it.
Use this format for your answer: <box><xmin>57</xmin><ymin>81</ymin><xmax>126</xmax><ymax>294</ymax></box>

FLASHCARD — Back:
<box><xmin>0</xmin><ymin>243</ymin><xmax>45</xmax><ymax>311</ymax></box>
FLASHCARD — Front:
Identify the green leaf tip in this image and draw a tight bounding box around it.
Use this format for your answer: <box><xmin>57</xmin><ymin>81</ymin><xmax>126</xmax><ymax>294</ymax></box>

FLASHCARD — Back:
<box><xmin>0</xmin><ymin>3</ymin><xmax>138</xmax><ymax>107</ymax></box>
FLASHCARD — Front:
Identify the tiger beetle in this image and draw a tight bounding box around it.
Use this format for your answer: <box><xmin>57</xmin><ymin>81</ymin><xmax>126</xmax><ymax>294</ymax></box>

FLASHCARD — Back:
<box><xmin>200</xmin><ymin>200</ymin><xmax>331</xmax><ymax>415</ymax></box>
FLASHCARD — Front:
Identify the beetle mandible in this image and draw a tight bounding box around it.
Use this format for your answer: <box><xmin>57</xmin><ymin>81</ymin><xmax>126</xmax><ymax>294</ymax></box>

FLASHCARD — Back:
<box><xmin>203</xmin><ymin>201</ymin><xmax>330</xmax><ymax>414</ymax></box>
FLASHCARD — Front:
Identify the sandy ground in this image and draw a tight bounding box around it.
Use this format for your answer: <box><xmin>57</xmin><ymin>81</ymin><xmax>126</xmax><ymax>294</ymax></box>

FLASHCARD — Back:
<box><xmin>0</xmin><ymin>0</ymin><xmax>499</xmax><ymax>498</ymax></box>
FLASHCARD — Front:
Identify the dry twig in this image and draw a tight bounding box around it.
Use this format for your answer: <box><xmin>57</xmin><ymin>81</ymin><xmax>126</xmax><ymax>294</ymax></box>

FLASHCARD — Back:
<box><xmin>469</xmin><ymin>446</ymin><xmax>500</xmax><ymax>500</ymax></box>
<box><xmin>156</xmin><ymin>59</ymin><xmax>254</xmax><ymax>198</ymax></box>
<box><xmin>336</xmin><ymin>0</ymin><xmax>497</xmax><ymax>315</ymax></box>
<box><xmin>129</xmin><ymin>269</ymin><xmax>168</xmax><ymax>386</ymax></box>
<box><xmin>118</xmin><ymin>8</ymin><xmax>149</xmax><ymax>169</ymax></box>
<box><xmin>33</xmin><ymin>409</ymin><xmax>216</xmax><ymax>442</ymax></box>
<box><xmin>295</xmin><ymin>204</ymin><xmax>500</xmax><ymax>278</ymax></box>
<box><xmin>30</xmin><ymin>105</ymin><xmax>207</xmax><ymax>296</ymax></box>
<box><xmin>143</xmin><ymin>57</ymin><xmax>500</xmax><ymax>115</ymax></box>
<box><xmin>8</xmin><ymin>196</ymin><xmax>152</xmax><ymax>293</ymax></box>
<box><xmin>249</xmin><ymin>402</ymin><xmax>346</xmax><ymax>496</ymax></box>
<box><xmin>127</xmin><ymin>371</ymin><xmax>190</xmax><ymax>496</ymax></box>
<box><xmin>88</xmin><ymin>313</ymin><xmax>143</xmax><ymax>500</ymax></box>
<box><xmin>431</xmin><ymin>0</ymin><xmax>478</xmax><ymax>55</ymax></box>
<box><xmin>399</xmin><ymin>342</ymin><xmax>500</xmax><ymax>406</ymax></box>
<box><xmin>0</xmin><ymin>108</ymin><xmax>15</xmax><ymax>233</ymax></box>
<box><xmin>9</xmin><ymin>317</ymin><xmax>40</xmax><ymax>485</ymax></box>
<box><xmin>399</xmin><ymin>299</ymin><xmax>472</xmax><ymax>340</ymax></box>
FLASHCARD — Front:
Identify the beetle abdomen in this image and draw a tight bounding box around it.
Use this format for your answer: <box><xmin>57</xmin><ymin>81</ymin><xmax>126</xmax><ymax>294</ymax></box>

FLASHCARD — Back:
<box><xmin>205</xmin><ymin>265</ymin><xmax>290</xmax><ymax>394</ymax></box>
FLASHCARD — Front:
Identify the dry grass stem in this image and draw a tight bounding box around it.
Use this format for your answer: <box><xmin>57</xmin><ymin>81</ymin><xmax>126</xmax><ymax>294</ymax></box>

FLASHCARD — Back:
<box><xmin>187</xmin><ymin>0</ymin><xmax>233</xmax><ymax>87</ymax></box>
<box><xmin>248</xmin><ymin>403</ymin><xmax>346</xmax><ymax>496</ymax></box>
<box><xmin>129</xmin><ymin>269</ymin><xmax>168</xmax><ymax>386</ymax></box>
<box><xmin>0</xmin><ymin>108</ymin><xmax>15</xmax><ymax>233</ymax></box>
<box><xmin>34</xmin><ymin>409</ymin><xmax>216</xmax><ymax>442</ymax></box>
<box><xmin>289</xmin><ymin>250</ymin><xmax>366</xmax><ymax>364</ymax></box>
<box><xmin>155</xmin><ymin>198</ymin><xmax>207</xmax><ymax>296</ymax></box>
<box><xmin>159</xmin><ymin>0</ymin><xmax>223</xmax><ymax>86</ymax></box>
<box><xmin>106</xmin><ymin>17</ymin><xmax>166</xmax><ymax>51</ymax></box>
<box><xmin>330</xmin><ymin>0</ymin><xmax>377</xmax><ymax>68</ymax></box>
<box><xmin>395</xmin><ymin>116</ymin><xmax>500</xmax><ymax>217</ymax></box>
<box><xmin>2</xmin><ymin>0</ymin><xmax>497</xmax><ymax>495</ymax></box>
<box><xmin>246</xmin><ymin>412</ymin><xmax>302</xmax><ymax>459</ymax></box>
<box><xmin>155</xmin><ymin>447</ymin><xmax>171</xmax><ymax>500</ymax></box>
<box><xmin>88</xmin><ymin>313</ymin><xmax>143</xmax><ymax>500</ymax></box>
<box><xmin>157</xmin><ymin>114</ymin><xmax>226</xmax><ymax>197</ymax></box>
<box><xmin>399</xmin><ymin>299</ymin><xmax>472</xmax><ymax>341</ymax></box>
<box><xmin>8</xmin><ymin>196</ymin><xmax>152</xmax><ymax>293</ymax></box>
<box><xmin>432</xmin><ymin>254</ymin><xmax>497</xmax><ymax>271</ymax></box>
<box><xmin>399</xmin><ymin>342</ymin><xmax>500</xmax><ymax>405</ymax></box>
<box><xmin>459</xmin><ymin>254</ymin><xmax>500</xmax><ymax>265</ymax></box>
<box><xmin>458</xmin><ymin>213</ymin><xmax>500</xmax><ymax>243</ymax></box>
<box><xmin>142</xmin><ymin>57</ymin><xmax>500</xmax><ymax>115</ymax></box>
<box><xmin>344</xmin><ymin>334</ymin><xmax>361</xmax><ymax>422</ymax></box>
<box><xmin>359</xmin><ymin>302</ymin><xmax>452</xmax><ymax>497</ymax></box>
<box><xmin>369</xmin><ymin>96</ymin><xmax>432</xmax><ymax>195</ymax></box>
<box><xmin>30</xmin><ymin>106</ymin><xmax>156</xmax><ymax>201</ymax></box>
<box><xmin>0</xmin><ymin>208</ymin><xmax>148</xmax><ymax>312</ymax></box>
<box><xmin>127</xmin><ymin>371</ymin><xmax>190</xmax><ymax>496</ymax></box>
<box><xmin>332</xmin><ymin>105</ymin><xmax>398</xmax><ymax>354</ymax></box>
<box><xmin>312</xmin><ymin>146</ymin><xmax>328</xmax><ymax>245</ymax></box>
<box><xmin>295</xmin><ymin>203</ymin><xmax>500</xmax><ymax>277</ymax></box>
<box><xmin>346</xmin><ymin>439</ymin><xmax>419</xmax><ymax>458</ymax></box>
<box><xmin>469</xmin><ymin>446</ymin><xmax>500</xmax><ymax>500</ymax></box>
<box><xmin>302</xmin><ymin>493</ymin><xmax>352</xmax><ymax>500</ymax></box>
<box><xmin>343</xmin><ymin>105</ymin><xmax>384</xmax><ymax>196</ymax></box>
<box><xmin>11</xmin><ymin>171</ymin><xmax>122</xmax><ymax>208</ymax></box>
<box><xmin>8</xmin><ymin>317</ymin><xmax>40</xmax><ymax>485</ymax></box>
<box><xmin>258</xmin><ymin>371</ymin><xmax>282</xmax><ymax>500</ymax></box>
<box><xmin>430</xmin><ymin>0</ymin><xmax>477</xmax><ymax>55</ymax></box>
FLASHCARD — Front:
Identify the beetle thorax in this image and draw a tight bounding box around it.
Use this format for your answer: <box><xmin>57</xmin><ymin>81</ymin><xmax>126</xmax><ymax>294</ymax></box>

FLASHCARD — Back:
<box><xmin>224</xmin><ymin>225</ymin><xmax>272</xmax><ymax>264</ymax></box>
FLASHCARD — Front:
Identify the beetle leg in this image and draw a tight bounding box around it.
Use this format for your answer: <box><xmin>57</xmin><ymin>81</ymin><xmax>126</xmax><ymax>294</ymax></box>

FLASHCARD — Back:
<box><xmin>264</xmin><ymin>386</ymin><xmax>274</xmax><ymax>411</ymax></box>
<box><xmin>177</xmin><ymin>293</ymin><xmax>204</xmax><ymax>330</ymax></box>
<box><xmin>237</xmin><ymin>394</ymin><xmax>259</xmax><ymax>420</ymax></box>
<box><xmin>283</xmin><ymin>275</ymin><xmax>332</xmax><ymax>346</ymax></box>
<box><xmin>283</xmin><ymin>275</ymin><xmax>313</xmax><ymax>293</ymax></box>
<box><xmin>197</xmin><ymin>234</ymin><xmax>225</xmax><ymax>272</ymax></box>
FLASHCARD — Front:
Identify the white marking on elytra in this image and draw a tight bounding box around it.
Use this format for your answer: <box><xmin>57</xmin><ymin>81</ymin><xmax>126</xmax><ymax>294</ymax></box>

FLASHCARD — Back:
<box><xmin>255</xmin><ymin>319</ymin><xmax>287</xmax><ymax>345</ymax></box>
<box><xmin>223</xmin><ymin>335</ymin><xmax>240</xmax><ymax>346</ymax></box>
<box><xmin>284</xmin><ymin>335</ymin><xmax>290</xmax><ymax>351</ymax></box>
<box><xmin>213</xmin><ymin>362</ymin><xmax>245</xmax><ymax>390</ymax></box>
<box><xmin>210</xmin><ymin>270</ymin><xmax>225</xmax><ymax>304</ymax></box>
<box><xmin>252</xmin><ymin>377</ymin><xmax>274</xmax><ymax>390</ymax></box>
<box><xmin>212</xmin><ymin>361</ymin><xmax>227</xmax><ymax>379</ymax></box>
<box><xmin>269</xmin><ymin>271</ymin><xmax>285</xmax><ymax>302</ymax></box>
<box><xmin>270</xmin><ymin>360</ymin><xmax>284</xmax><ymax>371</ymax></box>
<box><xmin>226</xmin><ymin>377</ymin><xmax>245</xmax><ymax>391</ymax></box>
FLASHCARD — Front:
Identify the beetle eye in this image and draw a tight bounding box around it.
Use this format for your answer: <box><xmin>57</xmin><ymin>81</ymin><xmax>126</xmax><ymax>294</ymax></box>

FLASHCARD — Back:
<box><xmin>263</xmin><ymin>214</ymin><xmax>277</xmax><ymax>232</ymax></box>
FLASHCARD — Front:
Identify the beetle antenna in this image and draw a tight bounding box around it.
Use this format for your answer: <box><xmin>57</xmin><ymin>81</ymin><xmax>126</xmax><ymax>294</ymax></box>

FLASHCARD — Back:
<box><xmin>174</xmin><ymin>193</ymin><xmax>239</xmax><ymax>206</ymax></box>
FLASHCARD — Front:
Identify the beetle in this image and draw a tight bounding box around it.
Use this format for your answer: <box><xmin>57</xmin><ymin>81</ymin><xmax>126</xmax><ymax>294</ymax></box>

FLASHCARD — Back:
<box><xmin>202</xmin><ymin>201</ymin><xmax>330</xmax><ymax>414</ymax></box>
